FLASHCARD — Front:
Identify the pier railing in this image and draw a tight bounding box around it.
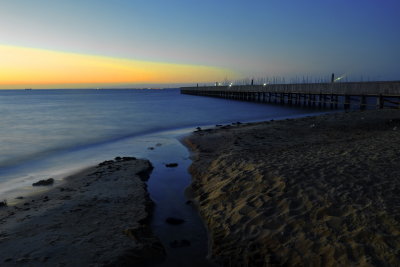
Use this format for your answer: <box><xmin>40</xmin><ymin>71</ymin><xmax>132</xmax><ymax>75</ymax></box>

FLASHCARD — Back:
<box><xmin>181</xmin><ymin>81</ymin><xmax>400</xmax><ymax>96</ymax></box>
<box><xmin>181</xmin><ymin>81</ymin><xmax>400</xmax><ymax>109</ymax></box>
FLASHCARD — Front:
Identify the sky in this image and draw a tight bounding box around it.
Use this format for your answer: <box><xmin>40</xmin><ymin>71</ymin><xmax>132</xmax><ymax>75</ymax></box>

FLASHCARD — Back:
<box><xmin>0</xmin><ymin>0</ymin><xmax>399</xmax><ymax>89</ymax></box>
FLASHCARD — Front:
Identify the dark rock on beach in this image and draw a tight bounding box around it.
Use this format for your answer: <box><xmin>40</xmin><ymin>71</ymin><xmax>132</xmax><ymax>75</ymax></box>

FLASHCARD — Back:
<box><xmin>115</xmin><ymin>156</ymin><xmax>137</xmax><ymax>161</ymax></box>
<box><xmin>165</xmin><ymin>217</ymin><xmax>185</xmax><ymax>225</ymax></box>
<box><xmin>32</xmin><ymin>178</ymin><xmax>54</xmax><ymax>186</ymax></box>
<box><xmin>136</xmin><ymin>163</ymin><xmax>154</xmax><ymax>181</ymax></box>
<box><xmin>165</xmin><ymin>163</ymin><xmax>178</xmax><ymax>168</ymax></box>
<box><xmin>98</xmin><ymin>160</ymin><xmax>114</xmax><ymax>167</ymax></box>
<box><xmin>0</xmin><ymin>200</ymin><xmax>7</xmax><ymax>208</ymax></box>
<box><xmin>122</xmin><ymin>157</ymin><xmax>136</xmax><ymax>161</ymax></box>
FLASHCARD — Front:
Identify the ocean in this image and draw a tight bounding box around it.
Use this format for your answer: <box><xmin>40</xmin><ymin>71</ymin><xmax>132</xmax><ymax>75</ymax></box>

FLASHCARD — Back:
<box><xmin>0</xmin><ymin>89</ymin><xmax>325</xmax><ymax>199</ymax></box>
<box><xmin>0</xmin><ymin>89</ymin><xmax>323</xmax><ymax>199</ymax></box>
<box><xmin>0</xmin><ymin>88</ymin><xmax>326</xmax><ymax>265</ymax></box>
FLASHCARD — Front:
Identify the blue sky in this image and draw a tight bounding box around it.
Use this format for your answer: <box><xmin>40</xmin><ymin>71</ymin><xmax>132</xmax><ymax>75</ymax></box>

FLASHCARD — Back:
<box><xmin>0</xmin><ymin>0</ymin><xmax>399</xmax><ymax>87</ymax></box>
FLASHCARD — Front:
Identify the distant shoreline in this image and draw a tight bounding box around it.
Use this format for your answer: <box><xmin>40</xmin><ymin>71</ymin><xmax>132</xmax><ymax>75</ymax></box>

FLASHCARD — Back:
<box><xmin>184</xmin><ymin>109</ymin><xmax>400</xmax><ymax>266</ymax></box>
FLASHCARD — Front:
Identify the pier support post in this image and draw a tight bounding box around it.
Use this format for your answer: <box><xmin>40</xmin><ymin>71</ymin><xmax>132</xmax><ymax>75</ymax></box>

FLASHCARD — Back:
<box><xmin>344</xmin><ymin>95</ymin><xmax>351</xmax><ymax>110</ymax></box>
<box><xmin>335</xmin><ymin>95</ymin><xmax>338</xmax><ymax>108</ymax></box>
<box><xmin>288</xmin><ymin>93</ymin><xmax>292</xmax><ymax>105</ymax></box>
<box><xmin>360</xmin><ymin>95</ymin><xmax>367</xmax><ymax>110</ymax></box>
<box><xmin>377</xmin><ymin>94</ymin><xmax>384</xmax><ymax>109</ymax></box>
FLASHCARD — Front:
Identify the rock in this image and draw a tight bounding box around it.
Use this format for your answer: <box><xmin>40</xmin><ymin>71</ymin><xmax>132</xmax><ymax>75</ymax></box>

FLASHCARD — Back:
<box><xmin>165</xmin><ymin>163</ymin><xmax>178</xmax><ymax>168</ymax></box>
<box><xmin>0</xmin><ymin>200</ymin><xmax>7</xmax><ymax>208</ymax></box>
<box><xmin>98</xmin><ymin>160</ymin><xmax>114</xmax><ymax>167</ymax></box>
<box><xmin>32</xmin><ymin>178</ymin><xmax>54</xmax><ymax>186</ymax></box>
<box><xmin>115</xmin><ymin>156</ymin><xmax>122</xmax><ymax>161</ymax></box>
<box><xmin>170</xmin><ymin>239</ymin><xmax>191</xmax><ymax>248</ymax></box>
<box><xmin>165</xmin><ymin>217</ymin><xmax>185</xmax><ymax>225</ymax></box>
<box><xmin>196</xmin><ymin>127</ymin><xmax>202</xmax><ymax>131</ymax></box>
<box><xmin>148</xmin><ymin>147</ymin><xmax>155</xmax><ymax>150</ymax></box>
<box><xmin>136</xmin><ymin>164</ymin><xmax>154</xmax><ymax>181</ymax></box>
<box><xmin>122</xmin><ymin>157</ymin><xmax>136</xmax><ymax>161</ymax></box>
<box><xmin>136</xmin><ymin>170</ymin><xmax>151</xmax><ymax>181</ymax></box>
<box><xmin>15</xmin><ymin>196</ymin><xmax>24</xmax><ymax>200</ymax></box>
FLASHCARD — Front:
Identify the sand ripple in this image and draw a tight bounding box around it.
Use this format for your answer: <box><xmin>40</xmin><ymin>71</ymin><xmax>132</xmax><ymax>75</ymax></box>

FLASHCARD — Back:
<box><xmin>185</xmin><ymin>110</ymin><xmax>400</xmax><ymax>266</ymax></box>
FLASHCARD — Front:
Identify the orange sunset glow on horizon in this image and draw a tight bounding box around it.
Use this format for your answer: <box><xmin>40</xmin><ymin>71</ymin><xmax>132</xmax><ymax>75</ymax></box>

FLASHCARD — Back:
<box><xmin>0</xmin><ymin>45</ymin><xmax>235</xmax><ymax>89</ymax></box>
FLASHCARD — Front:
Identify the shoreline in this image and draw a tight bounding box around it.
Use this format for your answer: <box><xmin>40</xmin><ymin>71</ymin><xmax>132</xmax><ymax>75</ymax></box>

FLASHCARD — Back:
<box><xmin>0</xmin><ymin>110</ymin><xmax>323</xmax><ymax>203</ymax></box>
<box><xmin>0</xmin><ymin>157</ymin><xmax>165</xmax><ymax>266</ymax></box>
<box><xmin>184</xmin><ymin>109</ymin><xmax>400</xmax><ymax>266</ymax></box>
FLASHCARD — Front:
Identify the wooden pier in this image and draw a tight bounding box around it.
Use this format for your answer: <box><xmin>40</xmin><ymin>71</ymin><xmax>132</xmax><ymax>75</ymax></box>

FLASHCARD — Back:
<box><xmin>181</xmin><ymin>81</ymin><xmax>400</xmax><ymax>110</ymax></box>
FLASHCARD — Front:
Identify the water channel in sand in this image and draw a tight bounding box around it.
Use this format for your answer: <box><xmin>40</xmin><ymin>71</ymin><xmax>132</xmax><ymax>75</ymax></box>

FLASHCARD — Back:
<box><xmin>143</xmin><ymin>129</ymin><xmax>215</xmax><ymax>266</ymax></box>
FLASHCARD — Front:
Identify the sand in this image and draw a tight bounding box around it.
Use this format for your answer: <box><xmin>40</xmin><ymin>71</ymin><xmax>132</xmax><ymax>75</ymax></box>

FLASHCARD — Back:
<box><xmin>0</xmin><ymin>157</ymin><xmax>165</xmax><ymax>266</ymax></box>
<box><xmin>184</xmin><ymin>110</ymin><xmax>400</xmax><ymax>266</ymax></box>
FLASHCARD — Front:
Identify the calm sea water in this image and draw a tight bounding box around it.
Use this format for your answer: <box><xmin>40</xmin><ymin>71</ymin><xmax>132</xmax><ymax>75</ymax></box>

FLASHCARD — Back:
<box><xmin>0</xmin><ymin>89</ymin><xmax>322</xmax><ymax>199</ymax></box>
<box><xmin>0</xmin><ymin>88</ymin><xmax>327</xmax><ymax>265</ymax></box>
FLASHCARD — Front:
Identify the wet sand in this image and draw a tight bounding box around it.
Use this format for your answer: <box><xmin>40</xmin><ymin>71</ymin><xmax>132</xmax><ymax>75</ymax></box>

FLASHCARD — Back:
<box><xmin>0</xmin><ymin>157</ymin><xmax>165</xmax><ymax>266</ymax></box>
<box><xmin>184</xmin><ymin>110</ymin><xmax>400</xmax><ymax>266</ymax></box>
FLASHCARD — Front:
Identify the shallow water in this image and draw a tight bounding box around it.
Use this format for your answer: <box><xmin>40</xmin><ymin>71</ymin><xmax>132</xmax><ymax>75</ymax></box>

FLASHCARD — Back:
<box><xmin>143</xmin><ymin>130</ymin><xmax>214</xmax><ymax>266</ymax></box>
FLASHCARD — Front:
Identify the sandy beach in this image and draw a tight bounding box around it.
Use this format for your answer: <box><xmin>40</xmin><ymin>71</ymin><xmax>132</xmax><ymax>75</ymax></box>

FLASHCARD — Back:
<box><xmin>184</xmin><ymin>109</ymin><xmax>400</xmax><ymax>266</ymax></box>
<box><xmin>0</xmin><ymin>157</ymin><xmax>165</xmax><ymax>266</ymax></box>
